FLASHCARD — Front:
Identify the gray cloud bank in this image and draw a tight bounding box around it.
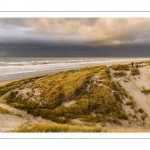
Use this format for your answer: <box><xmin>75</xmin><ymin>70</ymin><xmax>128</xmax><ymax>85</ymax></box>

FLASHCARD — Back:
<box><xmin>0</xmin><ymin>18</ymin><xmax>150</xmax><ymax>57</ymax></box>
<box><xmin>1</xmin><ymin>44</ymin><xmax>150</xmax><ymax>57</ymax></box>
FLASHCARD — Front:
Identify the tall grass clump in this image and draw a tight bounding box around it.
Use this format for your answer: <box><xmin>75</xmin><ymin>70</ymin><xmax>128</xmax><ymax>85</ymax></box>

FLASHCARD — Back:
<box><xmin>114</xmin><ymin>71</ymin><xmax>126</xmax><ymax>78</ymax></box>
<box><xmin>0</xmin><ymin>106</ymin><xmax>13</xmax><ymax>114</ymax></box>
<box><xmin>14</xmin><ymin>123</ymin><xmax>150</xmax><ymax>132</ymax></box>
<box><xmin>130</xmin><ymin>68</ymin><xmax>140</xmax><ymax>76</ymax></box>
<box><xmin>141</xmin><ymin>87</ymin><xmax>150</xmax><ymax>95</ymax></box>
<box><xmin>111</xmin><ymin>64</ymin><xmax>129</xmax><ymax>71</ymax></box>
<box><xmin>14</xmin><ymin>123</ymin><xmax>106</xmax><ymax>132</ymax></box>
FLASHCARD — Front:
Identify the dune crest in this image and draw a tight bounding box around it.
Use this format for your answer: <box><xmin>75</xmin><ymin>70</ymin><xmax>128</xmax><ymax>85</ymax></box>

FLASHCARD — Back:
<box><xmin>1</xmin><ymin>60</ymin><xmax>150</xmax><ymax>132</ymax></box>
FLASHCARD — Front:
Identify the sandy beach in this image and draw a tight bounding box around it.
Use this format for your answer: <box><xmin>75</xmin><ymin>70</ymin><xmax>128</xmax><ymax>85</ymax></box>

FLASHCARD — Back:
<box><xmin>0</xmin><ymin>80</ymin><xmax>19</xmax><ymax>86</ymax></box>
<box><xmin>0</xmin><ymin>58</ymin><xmax>149</xmax><ymax>84</ymax></box>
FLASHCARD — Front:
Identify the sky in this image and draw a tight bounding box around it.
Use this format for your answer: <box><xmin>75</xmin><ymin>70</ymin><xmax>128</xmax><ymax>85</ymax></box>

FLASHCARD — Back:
<box><xmin>0</xmin><ymin>18</ymin><xmax>150</xmax><ymax>57</ymax></box>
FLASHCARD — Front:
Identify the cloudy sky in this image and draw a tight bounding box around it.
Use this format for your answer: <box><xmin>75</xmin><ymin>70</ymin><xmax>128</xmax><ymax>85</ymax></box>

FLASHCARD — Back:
<box><xmin>0</xmin><ymin>18</ymin><xmax>150</xmax><ymax>57</ymax></box>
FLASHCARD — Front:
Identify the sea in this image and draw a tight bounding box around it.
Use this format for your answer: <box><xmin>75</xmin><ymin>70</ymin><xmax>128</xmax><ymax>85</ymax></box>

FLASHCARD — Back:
<box><xmin>0</xmin><ymin>57</ymin><xmax>149</xmax><ymax>81</ymax></box>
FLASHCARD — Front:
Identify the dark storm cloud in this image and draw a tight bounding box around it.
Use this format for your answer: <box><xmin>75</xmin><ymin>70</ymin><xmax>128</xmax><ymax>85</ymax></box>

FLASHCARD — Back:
<box><xmin>1</xmin><ymin>44</ymin><xmax>150</xmax><ymax>57</ymax></box>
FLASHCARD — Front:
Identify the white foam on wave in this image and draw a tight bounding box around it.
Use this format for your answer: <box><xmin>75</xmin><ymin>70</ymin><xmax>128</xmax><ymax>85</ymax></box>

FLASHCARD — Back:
<box><xmin>0</xmin><ymin>58</ymin><xmax>149</xmax><ymax>76</ymax></box>
<box><xmin>0</xmin><ymin>60</ymin><xmax>101</xmax><ymax>75</ymax></box>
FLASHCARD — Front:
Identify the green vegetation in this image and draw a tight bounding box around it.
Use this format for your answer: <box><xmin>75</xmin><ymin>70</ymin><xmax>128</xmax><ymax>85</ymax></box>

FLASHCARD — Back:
<box><xmin>14</xmin><ymin>123</ymin><xmax>106</xmax><ymax>132</ymax></box>
<box><xmin>0</xmin><ymin>106</ymin><xmax>12</xmax><ymax>114</ymax></box>
<box><xmin>14</xmin><ymin>123</ymin><xmax>150</xmax><ymax>132</ymax></box>
<box><xmin>0</xmin><ymin>98</ymin><xmax>6</xmax><ymax>104</ymax></box>
<box><xmin>114</xmin><ymin>71</ymin><xmax>126</xmax><ymax>78</ymax></box>
<box><xmin>130</xmin><ymin>68</ymin><xmax>140</xmax><ymax>76</ymax></box>
<box><xmin>125</xmin><ymin>98</ymin><xmax>136</xmax><ymax>109</ymax></box>
<box><xmin>144</xmin><ymin>60</ymin><xmax>150</xmax><ymax>64</ymax></box>
<box><xmin>141</xmin><ymin>113</ymin><xmax>148</xmax><ymax>122</ymax></box>
<box><xmin>141</xmin><ymin>87</ymin><xmax>150</xmax><ymax>95</ymax></box>
<box><xmin>111</xmin><ymin>64</ymin><xmax>129</xmax><ymax>71</ymax></box>
<box><xmin>0</xmin><ymin>65</ymin><xmax>135</xmax><ymax>126</ymax></box>
<box><xmin>0</xmin><ymin>75</ymin><xmax>45</xmax><ymax>97</ymax></box>
<box><xmin>138</xmin><ymin>108</ymin><xmax>144</xmax><ymax>113</ymax></box>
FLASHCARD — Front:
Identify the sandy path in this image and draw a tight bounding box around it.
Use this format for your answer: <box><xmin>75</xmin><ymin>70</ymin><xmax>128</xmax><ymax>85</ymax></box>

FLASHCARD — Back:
<box><xmin>116</xmin><ymin>66</ymin><xmax>150</xmax><ymax>127</ymax></box>
<box><xmin>0</xmin><ymin>102</ymin><xmax>51</xmax><ymax>132</ymax></box>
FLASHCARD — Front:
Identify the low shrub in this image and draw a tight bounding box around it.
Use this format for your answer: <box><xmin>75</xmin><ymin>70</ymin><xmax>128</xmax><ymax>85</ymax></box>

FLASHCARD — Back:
<box><xmin>125</xmin><ymin>99</ymin><xmax>136</xmax><ymax>108</ymax></box>
<box><xmin>141</xmin><ymin>113</ymin><xmax>148</xmax><ymax>121</ymax></box>
<box><xmin>130</xmin><ymin>68</ymin><xmax>140</xmax><ymax>76</ymax></box>
<box><xmin>102</xmin><ymin>80</ymin><xmax>111</xmax><ymax>86</ymax></box>
<box><xmin>114</xmin><ymin>71</ymin><xmax>126</xmax><ymax>78</ymax></box>
<box><xmin>141</xmin><ymin>87</ymin><xmax>150</xmax><ymax>95</ymax></box>
<box><xmin>138</xmin><ymin>108</ymin><xmax>144</xmax><ymax>113</ymax></box>
<box><xmin>111</xmin><ymin>64</ymin><xmax>129</xmax><ymax>71</ymax></box>
<box><xmin>0</xmin><ymin>106</ymin><xmax>12</xmax><ymax>114</ymax></box>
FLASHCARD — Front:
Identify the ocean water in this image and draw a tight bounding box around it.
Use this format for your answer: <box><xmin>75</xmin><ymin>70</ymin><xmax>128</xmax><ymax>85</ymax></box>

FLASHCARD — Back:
<box><xmin>0</xmin><ymin>57</ymin><xmax>148</xmax><ymax>81</ymax></box>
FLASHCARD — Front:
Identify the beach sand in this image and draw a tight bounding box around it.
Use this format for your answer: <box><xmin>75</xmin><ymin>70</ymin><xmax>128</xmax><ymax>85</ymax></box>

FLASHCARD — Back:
<box><xmin>0</xmin><ymin>58</ymin><xmax>148</xmax><ymax>84</ymax></box>
<box><xmin>0</xmin><ymin>79</ymin><xmax>19</xmax><ymax>86</ymax></box>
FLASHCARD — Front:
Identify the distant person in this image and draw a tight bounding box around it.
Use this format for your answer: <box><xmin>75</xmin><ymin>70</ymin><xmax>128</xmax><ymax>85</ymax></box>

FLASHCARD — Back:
<box><xmin>131</xmin><ymin>62</ymin><xmax>134</xmax><ymax>68</ymax></box>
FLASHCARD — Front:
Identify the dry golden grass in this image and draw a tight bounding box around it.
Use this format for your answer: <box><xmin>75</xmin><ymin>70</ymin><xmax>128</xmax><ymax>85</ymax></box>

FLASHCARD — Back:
<box><xmin>111</xmin><ymin>64</ymin><xmax>129</xmax><ymax>71</ymax></box>
<box><xmin>0</xmin><ymin>106</ymin><xmax>12</xmax><ymax>114</ymax></box>
<box><xmin>13</xmin><ymin>123</ymin><xmax>150</xmax><ymax>132</ymax></box>
<box><xmin>130</xmin><ymin>68</ymin><xmax>140</xmax><ymax>76</ymax></box>
<box><xmin>0</xmin><ymin>65</ymin><xmax>131</xmax><ymax>125</ymax></box>
<box><xmin>108</xmin><ymin>128</ymin><xmax>150</xmax><ymax>132</ymax></box>
<box><xmin>0</xmin><ymin>63</ymin><xmax>145</xmax><ymax>127</ymax></box>
<box><xmin>14</xmin><ymin>123</ymin><xmax>106</xmax><ymax>132</ymax></box>
<box><xmin>141</xmin><ymin>87</ymin><xmax>150</xmax><ymax>95</ymax></box>
<box><xmin>114</xmin><ymin>71</ymin><xmax>126</xmax><ymax>78</ymax></box>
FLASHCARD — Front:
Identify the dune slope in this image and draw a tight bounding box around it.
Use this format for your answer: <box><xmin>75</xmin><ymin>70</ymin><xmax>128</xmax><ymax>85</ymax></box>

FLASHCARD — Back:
<box><xmin>1</xmin><ymin>61</ymin><xmax>150</xmax><ymax>131</ymax></box>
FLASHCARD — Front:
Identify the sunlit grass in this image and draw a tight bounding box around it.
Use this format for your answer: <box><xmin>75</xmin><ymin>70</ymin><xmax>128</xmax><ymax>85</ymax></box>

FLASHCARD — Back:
<box><xmin>111</xmin><ymin>64</ymin><xmax>129</xmax><ymax>71</ymax></box>
<box><xmin>141</xmin><ymin>87</ymin><xmax>150</xmax><ymax>95</ymax></box>
<box><xmin>0</xmin><ymin>106</ymin><xmax>13</xmax><ymax>114</ymax></box>
<box><xmin>0</xmin><ymin>64</ymin><xmax>142</xmax><ymax>126</ymax></box>
<box><xmin>130</xmin><ymin>68</ymin><xmax>140</xmax><ymax>76</ymax></box>
<box><xmin>13</xmin><ymin>123</ymin><xmax>150</xmax><ymax>132</ymax></box>
<box><xmin>14</xmin><ymin>123</ymin><xmax>106</xmax><ymax>132</ymax></box>
<box><xmin>114</xmin><ymin>71</ymin><xmax>126</xmax><ymax>78</ymax></box>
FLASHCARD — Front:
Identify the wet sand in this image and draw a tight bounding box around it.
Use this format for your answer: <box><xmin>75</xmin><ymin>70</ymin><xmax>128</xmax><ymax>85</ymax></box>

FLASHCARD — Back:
<box><xmin>0</xmin><ymin>58</ymin><xmax>149</xmax><ymax>85</ymax></box>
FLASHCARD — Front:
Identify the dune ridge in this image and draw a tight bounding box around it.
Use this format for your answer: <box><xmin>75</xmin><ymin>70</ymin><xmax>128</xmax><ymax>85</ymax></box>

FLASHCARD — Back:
<box><xmin>1</xmin><ymin>60</ymin><xmax>150</xmax><ymax>132</ymax></box>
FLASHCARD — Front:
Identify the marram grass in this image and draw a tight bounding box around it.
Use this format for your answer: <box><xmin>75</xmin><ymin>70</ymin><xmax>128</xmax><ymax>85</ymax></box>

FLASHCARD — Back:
<box><xmin>0</xmin><ymin>63</ymin><xmax>148</xmax><ymax>127</ymax></box>
<box><xmin>14</xmin><ymin>123</ymin><xmax>106</xmax><ymax>132</ymax></box>
<box><xmin>0</xmin><ymin>106</ymin><xmax>13</xmax><ymax>114</ymax></box>
<box><xmin>13</xmin><ymin>123</ymin><xmax>150</xmax><ymax>132</ymax></box>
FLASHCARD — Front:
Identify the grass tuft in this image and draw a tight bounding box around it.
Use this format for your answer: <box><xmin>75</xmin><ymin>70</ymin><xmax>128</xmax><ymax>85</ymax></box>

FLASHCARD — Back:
<box><xmin>14</xmin><ymin>123</ymin><xmax>150</xmax><ymax>132</ymax></box>
<box><xmin>0</xmin><ymin>106</ymin><xmax>13</xmax><ymax>114</ymax></box>
<box><xmin>114</xmin><ymin>71</ymin><xmax>126</xmax><ymax>78</ymax></box>
<box><xmin>14</xmin><ymin>123</ymin><xmax>105</xmax><ymax>132</ymax></box>
<box><xmin>130</xmin><ymin>68</ymin><xmax>140</xmax><ymax>76</ymax></box>
<box><xmin>111</xmin><ymin>64</ymin><xmax>129</xmax><ymax>71</ymax></box>
<box><xmin>141</xmin><ymin>87</ymin><xmax>150</xmax><ymax>95</ymax></box>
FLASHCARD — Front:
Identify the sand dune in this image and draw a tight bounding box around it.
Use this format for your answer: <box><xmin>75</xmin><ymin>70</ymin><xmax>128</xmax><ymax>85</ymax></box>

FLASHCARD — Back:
<box><xmin>1</xmin><ymin>59</ymin><xmax>150</xmax><ymax>132</ymax></box>
<box><xmin>0</xmin><ymin>103</ymin><xmax>51</xmax><ymax>132</ymax></box>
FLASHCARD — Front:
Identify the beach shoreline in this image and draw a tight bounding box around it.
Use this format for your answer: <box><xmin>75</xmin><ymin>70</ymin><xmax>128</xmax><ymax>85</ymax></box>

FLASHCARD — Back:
<box><xmin>0</xmin><ymin>79</ymin><xmax>19</xmax><ymax>86</ymax></box>
<box><xmin>0</xmin><ymin>58</ymin><xmax>149</xmax><ymax>85</ymax></box>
